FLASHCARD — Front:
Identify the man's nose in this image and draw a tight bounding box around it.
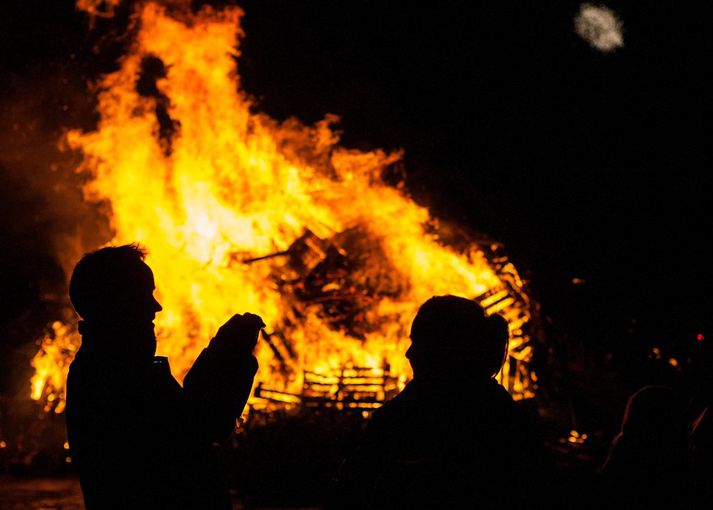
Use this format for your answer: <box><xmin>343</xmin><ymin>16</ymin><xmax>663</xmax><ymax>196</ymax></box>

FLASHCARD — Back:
<box><xmin>153</xmin><ymin>297</ymin><xmax>163</xmax><ymax>312</ymax></box>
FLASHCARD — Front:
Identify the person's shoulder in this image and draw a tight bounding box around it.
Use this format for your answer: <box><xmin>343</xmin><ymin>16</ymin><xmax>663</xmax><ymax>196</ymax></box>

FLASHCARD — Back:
<box><xmin>67</xmin><ymin>350</ymin><xmax>127</xmax><ymax>395</ymax></box>
<box><xmin>148</xmin><ymin>356</ymin><xmax>183</xmax><ymax>393</ymax></box>
<box><xmin>150</xmin><ymin>356</ymin><xmax>173</xmax><ymax>378</ymax></box>
<box><xmin>482</xmin><ymin>379</ymin><xmax>517</xmax><ymax>408</ymax></box>
<box><xmin>369</xmin><ymin>381</ymin><xmax>423</xmax><ymax>425</ymax></box>
<box><xmin>65</xmin><ymin>352</ymin><xmax>108</xmax><ymax>409</ymax></box>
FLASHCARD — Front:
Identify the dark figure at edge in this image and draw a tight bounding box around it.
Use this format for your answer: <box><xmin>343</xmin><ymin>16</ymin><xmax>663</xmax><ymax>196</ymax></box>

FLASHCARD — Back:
<box><xmin>598</xmin><ymin>385</ymin><xmax>694</xmax><ymax>509</ymax></box>
<box><xmin>691</xmin><ymin>405</ymin><xmax>713</xmax><ymax>506</ymax></box>
<box><xmin>65</xmin><ymin>244</ymin><xmax>264</xmax><ymax>509</ymax></box>
<box><xmin>332</xmin><ymin>295</ymin><xmax>549</xmax><ymax>509</ymax></box>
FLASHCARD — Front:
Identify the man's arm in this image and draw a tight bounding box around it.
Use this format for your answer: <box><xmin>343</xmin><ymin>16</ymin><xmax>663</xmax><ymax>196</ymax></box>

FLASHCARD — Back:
<box><xmin>182</xmin><ymin>313</ymin><xmax>264</xmax><ymax>442</ymax></box>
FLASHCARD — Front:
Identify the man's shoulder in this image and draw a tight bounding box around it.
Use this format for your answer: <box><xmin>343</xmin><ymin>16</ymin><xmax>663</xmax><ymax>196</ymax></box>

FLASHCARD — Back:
<box><xmin>148</xmin><ymin>356</ymin><xmax>183</xmax><ymax>395</ymax></box>
<box><xmin>67</xmin><ymin>352</ymin><xmax>173</xmax><ymax>402</ymax></box>
<box><xmin>150</xmin><ymin>356</ymin><xmax>176</xmax><ymax>380</ymax></box>
<box><xmin>67</xmin><ymin>351</ymin><xmax>116</xmax><ymax>383</ymax></box>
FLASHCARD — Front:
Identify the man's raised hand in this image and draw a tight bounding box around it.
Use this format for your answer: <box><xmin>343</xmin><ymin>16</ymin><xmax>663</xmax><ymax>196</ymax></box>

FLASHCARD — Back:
<box><xmin>212</xmin><ymin>313</ymin><xmax>266</xmax><ymax>356</ymax></box>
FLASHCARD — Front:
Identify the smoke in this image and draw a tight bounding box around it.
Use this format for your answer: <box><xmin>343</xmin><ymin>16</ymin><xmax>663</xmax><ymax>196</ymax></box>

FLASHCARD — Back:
<box><xmin>0</xmin><ymin>68</ymin><xmax>110</xmax><ymax>395</ymax></box>
<box><xmin>0</xmin><ymin>0</ymin><xmax>233</xmax><ymax>397</ymax></box>
<box><xmin>574</xmin><ymin>4</ymin><xmax>624</xmax><ymax>52</ymax></box>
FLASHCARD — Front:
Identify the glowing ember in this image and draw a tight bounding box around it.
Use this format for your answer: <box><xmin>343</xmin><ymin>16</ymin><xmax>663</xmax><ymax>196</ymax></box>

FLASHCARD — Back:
<box><xmin>31</xmin><ymin>2</ymin><xmax>536</xmax><ymax>410</ymax></box>
<box><xmin>76</xmin><ymin>0</ymin><xmax>123</xmax><ymax>19</ymax></box>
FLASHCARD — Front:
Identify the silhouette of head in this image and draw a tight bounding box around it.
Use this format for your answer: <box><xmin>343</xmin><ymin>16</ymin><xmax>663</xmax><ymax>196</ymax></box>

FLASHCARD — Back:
<box><xmin>69</xmin><ymin>244</ymin><xmax>162</xmax><ymax>360</ymax></box>
<box><xmin>407</xmin><ymin>295</ymin><xmax>509</xmax><ymax>381</ymax></box>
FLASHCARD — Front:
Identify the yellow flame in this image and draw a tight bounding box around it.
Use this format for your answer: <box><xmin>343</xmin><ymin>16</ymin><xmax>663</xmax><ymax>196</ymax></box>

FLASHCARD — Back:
<box><xmin>30</xmin><ymin>321</ymin><xmax>77</xmax><ymax>412</ymax></box>
<box><xmin>31</xmin><ymin>2</ymin><xmax>535</xmax><ymax>407</ymax></box>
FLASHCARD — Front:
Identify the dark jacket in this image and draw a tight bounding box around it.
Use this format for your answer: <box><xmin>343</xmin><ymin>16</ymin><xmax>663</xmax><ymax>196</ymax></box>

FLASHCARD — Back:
<box><xmin>66</xmin><ymin>338</ymin><xmax>257</xmax><ymax>510</ymax></box>
<box><xmin>333</xmin><ymin>377</ymin><xmax>547</xmax><ymax>509</ymax></box>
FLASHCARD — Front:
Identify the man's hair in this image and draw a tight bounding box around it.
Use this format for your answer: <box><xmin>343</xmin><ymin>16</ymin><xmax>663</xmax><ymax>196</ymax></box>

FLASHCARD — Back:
<box><xmin>69</xmin><ymin>244</ymin><xmax>147</xmax><ymax>320</ymax></box>
<box><xmin>409</xmin><ymin>295</ymin><xmax>509</xmax><ymax>377</ymax></box>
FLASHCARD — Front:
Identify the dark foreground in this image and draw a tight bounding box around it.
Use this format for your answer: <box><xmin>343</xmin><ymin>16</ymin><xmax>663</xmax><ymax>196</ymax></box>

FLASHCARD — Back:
<box><xmin>0</xmin><ymin>476</ymin><xmax>323</xmax><ymax>510</ymax></box>
<box><xmin>0</xmin><ymin>477</ymin><xmax>83</xmax><ymax>510</ymax></box>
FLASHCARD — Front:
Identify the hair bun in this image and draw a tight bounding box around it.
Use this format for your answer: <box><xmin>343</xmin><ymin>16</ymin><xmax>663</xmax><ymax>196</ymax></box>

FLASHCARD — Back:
<box><xmin>485</xmin><ymin>313</ymin><xmax>509</xmax><ymax>344</ymax></box>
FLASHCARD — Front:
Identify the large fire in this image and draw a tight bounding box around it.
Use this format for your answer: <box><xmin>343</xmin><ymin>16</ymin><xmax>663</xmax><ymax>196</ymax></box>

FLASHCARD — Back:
<box><xmin>30</xmin><ymin>1</ymin><xmax>535</xmax><ymax>413</ymax></box>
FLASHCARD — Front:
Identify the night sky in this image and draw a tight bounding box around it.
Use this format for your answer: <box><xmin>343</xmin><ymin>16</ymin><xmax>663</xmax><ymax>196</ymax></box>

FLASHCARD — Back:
<box><xmin>1</xmin><ymin>1</ymin><xmax>711</xmax><ymax>395</ymax></box>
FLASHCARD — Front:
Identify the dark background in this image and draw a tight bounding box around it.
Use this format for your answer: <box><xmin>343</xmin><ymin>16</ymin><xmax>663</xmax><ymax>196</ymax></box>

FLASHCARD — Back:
<box><xmin>1</xmin><ymin>0</ymin><xmax>711</xmax><ymax>411</ymax></box>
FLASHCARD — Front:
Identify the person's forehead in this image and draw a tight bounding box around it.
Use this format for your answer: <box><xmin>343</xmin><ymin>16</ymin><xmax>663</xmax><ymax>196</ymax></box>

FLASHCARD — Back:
<box><xmin>126</xmin><ymin>261</ymin><xmax>155</xmax><ymax>289</ymax></box>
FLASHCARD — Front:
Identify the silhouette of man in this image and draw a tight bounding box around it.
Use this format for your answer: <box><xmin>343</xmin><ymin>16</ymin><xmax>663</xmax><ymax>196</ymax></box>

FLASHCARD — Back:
<box><xmin>65</xmin><ymin>244</ymin><xmax>264</xmax><ymax>509</ymax></box>
<box><xmin>333</xmin><ymin>295</ymin><xmax>546</xmax><ymax>509</ymax></box>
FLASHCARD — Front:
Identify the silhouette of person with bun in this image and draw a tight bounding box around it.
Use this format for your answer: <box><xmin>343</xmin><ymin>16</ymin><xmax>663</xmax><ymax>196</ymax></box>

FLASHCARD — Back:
<box><xmin>65</xmin><ymin>244</ymin><xmax>264</xmax><ymax>509</ymax></box>
<box><xmin>333</xmin><ymin>295</ymin><xmax>545</xmax><ymax>509</ymax></box>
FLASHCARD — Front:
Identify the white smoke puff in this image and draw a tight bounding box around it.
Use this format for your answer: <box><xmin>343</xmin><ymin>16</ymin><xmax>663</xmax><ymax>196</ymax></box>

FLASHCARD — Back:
<box><xmin>575</xmin><ymin>4</ymin><xmax>624</xmax><ymax>52</ymax></box>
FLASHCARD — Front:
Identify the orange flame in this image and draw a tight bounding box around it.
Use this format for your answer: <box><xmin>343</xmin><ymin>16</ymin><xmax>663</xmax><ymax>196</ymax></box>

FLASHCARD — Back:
<box><xmin>31</xmin><ymin>2</ymin><xmax>535</xmax><ymax>409</ymax></box>
<box><xmin>76</xmin><ymin>0</ymin><xmax>123</xmax><ymax>19</ymax></box>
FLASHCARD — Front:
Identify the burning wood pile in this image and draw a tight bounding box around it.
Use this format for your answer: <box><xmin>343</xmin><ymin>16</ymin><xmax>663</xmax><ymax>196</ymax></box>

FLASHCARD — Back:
<box><xmin>247</xmin><ymin>228</ymin><xmax>535</xmax><ymax>411</ymax></box>
<box><xmin>28</xmin><ymin>1</ymin><xmax>537</xmax><ymax>416</ymax></box>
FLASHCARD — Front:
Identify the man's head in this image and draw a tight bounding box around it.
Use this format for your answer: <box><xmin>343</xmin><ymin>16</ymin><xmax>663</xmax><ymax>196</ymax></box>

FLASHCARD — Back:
<box><xmin>407</xmin><ymin>295</ymin><xmax>509</xmax><ymax>380</ymax></box>
<box><xmin>69</xmin><ymin>244</ymin><xmax>162</xmax><ymax>359</ymax></box>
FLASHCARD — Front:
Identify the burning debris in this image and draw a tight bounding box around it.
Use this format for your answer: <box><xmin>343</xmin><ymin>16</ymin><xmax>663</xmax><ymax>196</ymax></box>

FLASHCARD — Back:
<box><xmin>29</xmin><ymin>1</ymin><xmax>538</xmax><ymax>414</ymax></box>
<box><xmin>246</xmin><ymin>228</ymin><xmax>536</xmax><ymax>410</ymax></box>
<box><xmin>246</xmin><ymin>228</ymin><xmax>405</xmax><ymax>341</ymax></box>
